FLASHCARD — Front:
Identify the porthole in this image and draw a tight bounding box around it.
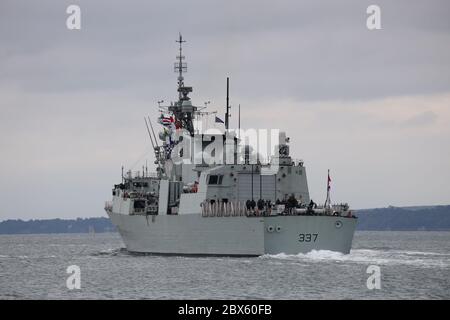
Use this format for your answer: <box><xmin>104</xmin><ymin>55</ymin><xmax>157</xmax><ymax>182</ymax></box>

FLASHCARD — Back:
<box><xmin>275</xmin><ymin>226</ymin><xmax>282</xmax><ymax>233</ymax></box>
<box><xmin>335</xmin><ymin>221</ymin><xmax>343</xmax><ymax>229</ymax></box>
<box><xmin>267</xmin><ymin>225</ymin><xmax>275</xmax><ymax>233</ymax></box>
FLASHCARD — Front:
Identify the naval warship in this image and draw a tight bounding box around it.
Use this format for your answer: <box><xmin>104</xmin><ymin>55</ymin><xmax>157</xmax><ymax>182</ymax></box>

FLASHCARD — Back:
<box><xmin>105</xmin><ymin>35</ymin><xmax>357</xmax><ymax>256</ymax></box>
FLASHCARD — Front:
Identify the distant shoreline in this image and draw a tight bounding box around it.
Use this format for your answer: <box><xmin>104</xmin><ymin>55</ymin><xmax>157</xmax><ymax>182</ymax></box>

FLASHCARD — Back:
<box><xmin>1</xmin><ymin>205</ymin><xmax>449</xmax><ymax>234</ymax></box>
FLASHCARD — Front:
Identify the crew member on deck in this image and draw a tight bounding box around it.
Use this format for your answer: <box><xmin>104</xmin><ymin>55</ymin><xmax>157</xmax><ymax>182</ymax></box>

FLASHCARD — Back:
<box><xmin>246</xmin><ymin>199</ymin><xmax>251</xmax><ymax>213</ymax></box>
<box><xmin>250</xmin><ymin>199</ymin><xmax>256</xmax><ymax>214</ymax></box>
<box><xmin>287</xmin><ymin>194</ymin><xmax>298</xmax><ymax>214</ymax></box>
<box><xmin>257</xmin><ymin>199</ymin><xmax>265</xmax><ymax>216</ymax></box>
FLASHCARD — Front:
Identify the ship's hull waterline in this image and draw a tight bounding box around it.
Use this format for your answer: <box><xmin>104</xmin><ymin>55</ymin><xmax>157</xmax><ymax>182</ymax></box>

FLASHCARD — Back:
<box><xmin>108</xmin><ymin>211</ymin><xmax>357</xmax><ymax>256</ymax></box>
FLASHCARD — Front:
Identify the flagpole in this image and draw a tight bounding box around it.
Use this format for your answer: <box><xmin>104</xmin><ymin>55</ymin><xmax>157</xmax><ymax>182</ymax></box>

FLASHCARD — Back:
<box><xmin>325</xmin><ymin>169</ymin><xmax>331</xmax><ymax>209</ymax></box>
<box><xmin>238</xmin><ymin>104</ymin><xmax>240</xmax><ymax>138</ymax></box>
<box><xmin>225</xmin><ymin>77</ymin><xmax>230</xmax><ymax>130</ymax></box>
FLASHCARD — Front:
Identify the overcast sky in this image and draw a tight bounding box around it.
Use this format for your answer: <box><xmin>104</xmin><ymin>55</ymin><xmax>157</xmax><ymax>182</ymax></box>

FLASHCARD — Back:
<box><xmin>1</xmin><ymin>0</ymin><xmax>449</xmax><ymax>220</ymax></box>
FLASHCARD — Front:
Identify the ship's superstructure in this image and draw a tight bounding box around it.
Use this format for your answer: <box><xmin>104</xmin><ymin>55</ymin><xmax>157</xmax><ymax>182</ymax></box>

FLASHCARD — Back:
<box><xmin>105</xmin><ymin>35</ymin><xmax>357</xmax><ymax>256</ymax></box>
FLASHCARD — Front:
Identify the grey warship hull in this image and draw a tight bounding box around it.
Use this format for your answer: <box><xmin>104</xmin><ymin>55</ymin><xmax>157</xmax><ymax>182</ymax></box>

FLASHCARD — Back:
<box><xmin>108</xmin><ymin>211</ymin><xmax>357</xmax><ymax>256</ymax></box>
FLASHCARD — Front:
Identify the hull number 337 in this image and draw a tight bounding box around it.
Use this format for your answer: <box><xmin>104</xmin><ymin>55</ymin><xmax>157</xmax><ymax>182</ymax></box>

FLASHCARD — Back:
<box><xmin>298</xmin><ymin>233</ymin><xmax>318</xmax><ymax>242</ymax></box>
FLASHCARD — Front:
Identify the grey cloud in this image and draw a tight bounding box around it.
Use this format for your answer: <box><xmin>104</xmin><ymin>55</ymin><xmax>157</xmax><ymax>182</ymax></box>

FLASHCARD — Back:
<box><xmin>1</xmin><ymin>0</ymin><xmax>450</xmax><ymax>219</ymax></box>
<box><xmin>1</xmin><ymin>0</ymin><xmax>450</xmax><ymax>100</ymax></box>
<box><xmin>403</xmin><ymin>110</ymin><xmax>438</xmax><ymax>127</ymax></box>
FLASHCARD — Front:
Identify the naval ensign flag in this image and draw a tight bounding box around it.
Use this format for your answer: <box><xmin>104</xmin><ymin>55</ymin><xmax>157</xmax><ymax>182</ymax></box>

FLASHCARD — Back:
<box><xmin>325</xmin><ymin>169</ymin><xmax>332</xmax><ymax>208</ymax></box>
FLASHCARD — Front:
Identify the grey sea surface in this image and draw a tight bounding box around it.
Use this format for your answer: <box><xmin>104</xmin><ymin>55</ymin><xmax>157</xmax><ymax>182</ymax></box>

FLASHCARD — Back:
<box><xmin>0</xmin><ymin>231</ymin><xmax>449</xmax><ymax>299</ymax></box>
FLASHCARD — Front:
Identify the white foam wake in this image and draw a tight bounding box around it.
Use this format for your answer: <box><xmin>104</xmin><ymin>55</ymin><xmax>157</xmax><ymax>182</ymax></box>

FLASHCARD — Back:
<box><xmin>260</xmin><ymin>249</ymin><xmax>449</xmax><ymax>268</ymax></box>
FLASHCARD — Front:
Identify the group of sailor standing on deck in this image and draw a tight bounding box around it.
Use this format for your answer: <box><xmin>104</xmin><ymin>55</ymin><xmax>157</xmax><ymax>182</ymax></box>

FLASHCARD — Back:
<box><xmin>245</xmin><ymin>199</ymin><xmax>273</xmax><ymax>216</ymax></box>
<box><xmin>202</xmin><ymin>194</ymin><xmax>320</xmax><ymax>217</ymax></box>
<box><xmin>243</xmin><ymin>194</ymin><xmax>318</xmax><ymax>216</ymax></box>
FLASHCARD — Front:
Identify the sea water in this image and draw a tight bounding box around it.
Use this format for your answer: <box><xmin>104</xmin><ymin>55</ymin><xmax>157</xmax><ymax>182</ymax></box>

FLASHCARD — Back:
<box><xmin>0</xmin><ymin>231</ymin><xmax>449</xmax><ymax>299</ymax></box>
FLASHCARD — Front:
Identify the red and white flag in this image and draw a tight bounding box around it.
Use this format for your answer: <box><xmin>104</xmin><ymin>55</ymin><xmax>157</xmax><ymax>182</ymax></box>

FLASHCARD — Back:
<box><xmin>159</xmin><ymin>115</ymin><xmax>174</xmax><ymax>126</ymax></box>
<box><xmin>325</xmin><ymin>169</ymin><xmax>332</xmax><ymax>208</ymax></box>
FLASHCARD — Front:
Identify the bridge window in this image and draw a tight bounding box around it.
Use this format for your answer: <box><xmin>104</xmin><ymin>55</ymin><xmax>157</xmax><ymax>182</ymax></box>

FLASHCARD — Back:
<box><xmin>208</xmin><ymin>175</ymin><xmax>223</xmax><ymax>185</ymax></box>
<box><xmin>209</xmin><ymin>175</ymin><xmax>218</xmax><ymax>184</ymax></box>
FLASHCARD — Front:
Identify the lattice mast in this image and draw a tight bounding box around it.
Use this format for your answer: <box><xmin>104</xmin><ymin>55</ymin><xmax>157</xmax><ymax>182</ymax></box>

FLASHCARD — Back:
<box><xmin>170</xmin><ymin>34</ymin><xmax>196</xmax><ymax>135</ymax></box>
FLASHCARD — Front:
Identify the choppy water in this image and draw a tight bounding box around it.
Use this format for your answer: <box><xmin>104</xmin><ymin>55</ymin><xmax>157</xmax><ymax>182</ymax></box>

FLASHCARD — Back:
<box><xmin>0</xmin><ymin>232</ymin><xmax>449</xmax><ymax>299</ymax></box>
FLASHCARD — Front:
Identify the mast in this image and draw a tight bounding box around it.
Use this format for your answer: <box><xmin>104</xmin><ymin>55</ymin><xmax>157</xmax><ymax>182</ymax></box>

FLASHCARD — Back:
<box><xmin>175</xmin><ymin>33</ymin><xmax>186</xmax><ymax>101</ymax></box>
<box><xmin>225</xmin><ymin>77</ymin><xmax>230</xmax><ymax>130</ymax></box>
<box><xmin>170</xmin><ymin>34</ymin><xmax>196</xmax><ymax>135</ymax></box>
<box><xmin>238</xmin><ymin>104</ymin><xmax>240</xmax><ymax>134</ymax></box>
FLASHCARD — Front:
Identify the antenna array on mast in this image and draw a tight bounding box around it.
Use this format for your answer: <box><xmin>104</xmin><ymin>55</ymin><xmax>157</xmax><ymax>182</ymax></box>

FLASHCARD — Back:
<box><xmin>174</xmin><ymin>34</ymin><xmax>192</xmax><ymax>101</ymax></box>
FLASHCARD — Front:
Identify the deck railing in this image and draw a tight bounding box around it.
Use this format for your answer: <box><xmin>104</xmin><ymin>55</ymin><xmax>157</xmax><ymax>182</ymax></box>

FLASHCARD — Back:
<box><xmin>200</xmin><ymin>201</ymin><xmax>355</xmax><ymax>218</ymax></box>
